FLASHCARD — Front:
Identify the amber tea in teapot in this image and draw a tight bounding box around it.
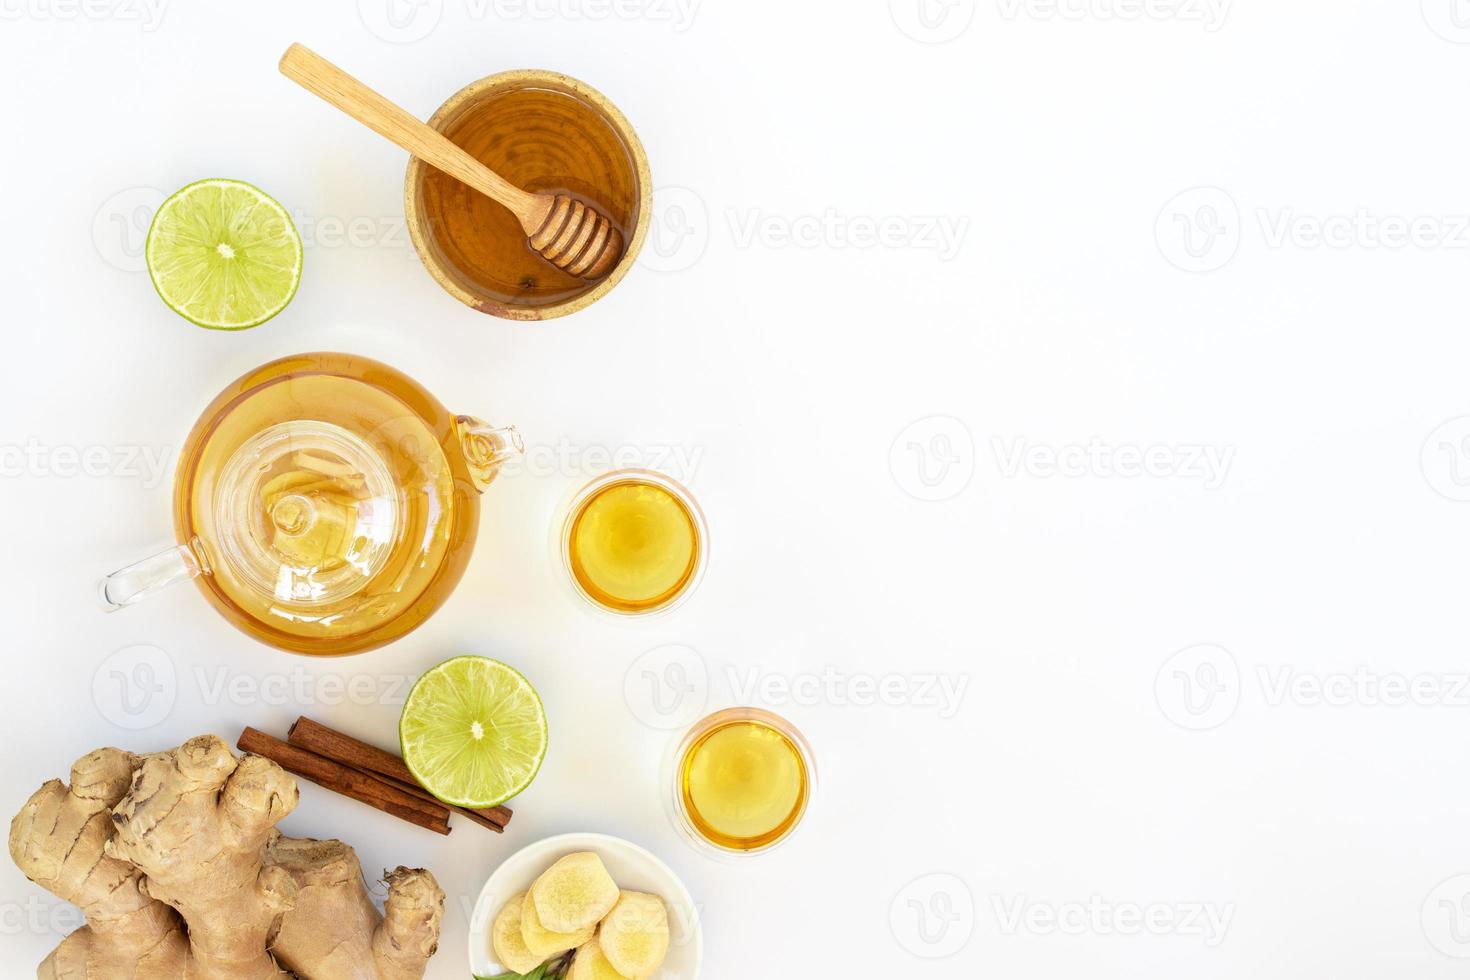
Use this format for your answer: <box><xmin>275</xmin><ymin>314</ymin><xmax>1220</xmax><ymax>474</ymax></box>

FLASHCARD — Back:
<box><xmin>101</xmin><ymin>353</ymin><xmax>521</xmax><ymax>656</ymax></box>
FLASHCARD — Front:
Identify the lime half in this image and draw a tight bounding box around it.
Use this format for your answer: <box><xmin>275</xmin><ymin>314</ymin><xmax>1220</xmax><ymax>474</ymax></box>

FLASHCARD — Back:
<box><xmin>400</xmin><ymin>656</ymin><xmax>548</xmax><ymax>808</ymax></box>
<box><xmin>146</xmin><ymin>179</ymin><xmax>302</xmax><ymax>330</ymax></box>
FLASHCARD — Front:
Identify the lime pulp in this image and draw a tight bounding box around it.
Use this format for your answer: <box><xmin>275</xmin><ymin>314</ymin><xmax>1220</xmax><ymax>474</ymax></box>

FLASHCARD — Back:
<box><xmin>400</xmin><ymin>656</ymin><xmax>548</xmax><ymax>809</ymax></box>
<box><xmin>145</xmin><ymin>178</ymin><xmax>302</xmax><ymax>330</ymax></box>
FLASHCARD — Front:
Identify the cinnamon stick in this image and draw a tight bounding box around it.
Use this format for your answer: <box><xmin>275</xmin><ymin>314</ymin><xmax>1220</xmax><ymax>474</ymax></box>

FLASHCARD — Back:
<box><xmin>288</xmin><ymin>716</ymin><xmax>512</xmax><ymax>832</ymax></box>
<box><xmin>237</xmin><ymin>727</ymin><xmax>451</xmax><ymax>836</ymax></box>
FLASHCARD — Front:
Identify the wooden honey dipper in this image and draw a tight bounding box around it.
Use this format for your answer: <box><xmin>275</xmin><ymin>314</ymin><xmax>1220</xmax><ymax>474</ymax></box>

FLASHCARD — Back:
<box><xmin>280</xmin><ymin>44</ymin><xmax>623</xmax><ymax>280</ymax></box>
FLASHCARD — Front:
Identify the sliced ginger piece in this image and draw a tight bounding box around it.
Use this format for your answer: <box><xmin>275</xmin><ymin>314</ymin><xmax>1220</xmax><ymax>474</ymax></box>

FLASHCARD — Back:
<box><xmin>531</xmin><ymin>851</ymin><xmax>619</xmax><ymax>933</ymax></box>
<box><xmin>492</xmin><ymin>891</ymin><xmax>545</xmax><ymax>975</ymax></box>
<box><xmin>569</xmin><ymin>937</ymin><xmax>631</xmax><ymax>980</ymax></box>
<box><xmin>522</xmin><ymin>888</ymin><xmax>595</xmax><ymax>957</ymax></box>
<box><xmin>598</xmin><ymin>891</ymin><xmax>670</xmax><ymax>978</ymax></box>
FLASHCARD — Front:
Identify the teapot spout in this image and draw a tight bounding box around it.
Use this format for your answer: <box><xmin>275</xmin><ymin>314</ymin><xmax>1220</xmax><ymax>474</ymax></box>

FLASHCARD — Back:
<box><xmin>455</xmin><ymin>416</ymin><xmax>524</xmax><ymax>493</ymax></box>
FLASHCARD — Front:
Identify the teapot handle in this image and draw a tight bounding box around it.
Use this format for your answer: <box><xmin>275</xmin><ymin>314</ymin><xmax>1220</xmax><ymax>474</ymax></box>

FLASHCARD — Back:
<box><xmin>99</xmin><ymin>540</ymin><xmax>206</xmax><ymax>611</ymax></box>
<box><xmin>455</xmin><ymin>417</ymin><xmax>523</xmax><ymax>493</ymax></box>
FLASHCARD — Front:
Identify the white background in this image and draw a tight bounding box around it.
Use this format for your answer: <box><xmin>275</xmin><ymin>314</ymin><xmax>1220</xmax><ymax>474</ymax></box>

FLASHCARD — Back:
<box><xmin>3</xmin><ymin>0</ymin><xmax>1470</xmax><ymax>977</ymax></box>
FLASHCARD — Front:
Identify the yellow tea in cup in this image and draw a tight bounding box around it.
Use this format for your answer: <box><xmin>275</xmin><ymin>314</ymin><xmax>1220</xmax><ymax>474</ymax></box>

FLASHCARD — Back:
<box><xmin>673</xmin><ymin>708</ymin><xmax>815</xmax><ymax>855</ymax></box>
<box><xmin>561</xmin><ymin>470</ymin><xmax>706</xmax><ymax>615</ymax></box>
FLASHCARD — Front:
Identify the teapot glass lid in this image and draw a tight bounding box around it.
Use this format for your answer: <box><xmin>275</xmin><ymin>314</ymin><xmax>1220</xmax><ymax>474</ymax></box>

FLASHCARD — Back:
<box><xmin>211</xmin><ymin>420</ymin><xmax>400</xmax><ymax>607</ymax></box>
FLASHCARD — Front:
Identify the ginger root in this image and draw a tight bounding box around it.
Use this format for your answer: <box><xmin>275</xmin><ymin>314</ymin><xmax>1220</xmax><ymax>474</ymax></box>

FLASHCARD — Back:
<box><xmin>9</xmin><ymin>735</ymin><xmax>445</xmax><ymax>980</ymax></box>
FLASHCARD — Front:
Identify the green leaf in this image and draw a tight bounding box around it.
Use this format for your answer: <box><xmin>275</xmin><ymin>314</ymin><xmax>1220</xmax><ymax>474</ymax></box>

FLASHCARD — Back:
<box><xmin>473</xmin><ymin>967</ymin><xmax>542</xmax><ymax>980</ymax></box>
<box><xmin>473</xmin><ymin>949</ymin><xmax>572</xmax><ymax>980</ymax></box>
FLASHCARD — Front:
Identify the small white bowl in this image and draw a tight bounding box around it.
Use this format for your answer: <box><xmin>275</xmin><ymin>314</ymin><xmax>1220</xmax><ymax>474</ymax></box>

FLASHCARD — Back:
<box><xmin>468</xmin><ymin>832</ymin><xmax>703</xmax><ymax>978</ymax></box>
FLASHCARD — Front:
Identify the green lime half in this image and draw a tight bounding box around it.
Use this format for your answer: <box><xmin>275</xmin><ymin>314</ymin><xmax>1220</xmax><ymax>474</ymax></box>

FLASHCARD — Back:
<box><xmin>146</xmin><ymin>179</ymin><xmax>303</xmax><ymax>330</ymax></box>
<box><xmin>400</xmin><ymin>656</ymin><xmax>548</xmax><ymax>808</ymax></box>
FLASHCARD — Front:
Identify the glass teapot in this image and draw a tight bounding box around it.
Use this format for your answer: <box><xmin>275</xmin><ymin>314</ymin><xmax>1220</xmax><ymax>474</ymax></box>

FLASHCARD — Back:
<box><xmin>100</xmin><ymin>352</ymin><xmax>522</xmax><ymax>656</ymax></box>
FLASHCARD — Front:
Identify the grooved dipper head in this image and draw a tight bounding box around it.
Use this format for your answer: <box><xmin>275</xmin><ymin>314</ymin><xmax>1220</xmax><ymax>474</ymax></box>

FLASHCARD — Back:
<box><xmin>528</xmin><ymin>194</ymin><xmax>625</xmax><ymax>280</ymax></box>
